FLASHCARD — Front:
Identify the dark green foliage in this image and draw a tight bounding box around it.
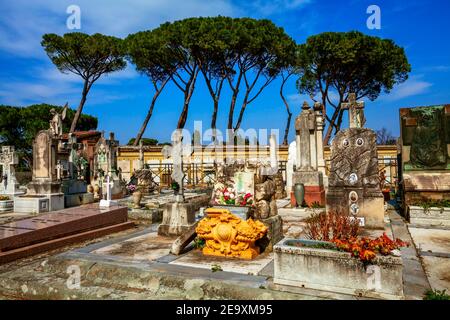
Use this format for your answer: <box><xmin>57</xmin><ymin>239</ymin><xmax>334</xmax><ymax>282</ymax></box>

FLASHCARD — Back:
<box><xmin>296</xmin><ymin>31</ymin><xmax>410</xmax><ymax>144</ymax></box>
<box><xmin>127</xmin><ymin>138</ymin><xmax>158</xmax><ymax>146</ymax></box>
<box><xmin>423</xmin><ymin>289</ymin><xmax>450</xmax><ymax>300</ymax></box>
<box><xmin>41</xmin><ymin>33</ymin><xmax>126</xmax><ymax>133</ymax></box>
<box><xmin>0</xmin><ymin>104</ymin><xmax>97</xmax><ymax>169</ymax></box>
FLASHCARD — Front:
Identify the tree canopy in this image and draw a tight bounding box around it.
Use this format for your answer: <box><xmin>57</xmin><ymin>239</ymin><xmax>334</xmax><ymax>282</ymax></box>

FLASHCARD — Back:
<box><xmin>126</xmin><ymin>138</ymin><xmax>159</xmax><ymax>146</ymax></box>
<box><xmin>296</xmin><ymin>31</ymin><xmax>410</xmax><ymax>144</ymax></box>
<box><xmin>0</xmin><ymin>104</ymin><xmax>97</xmax><ymax>169</ymax></box>
<box><xmin>41</xmin><ymin>32</ymin><xmax>126</xmax><ymax>133</ymax></box>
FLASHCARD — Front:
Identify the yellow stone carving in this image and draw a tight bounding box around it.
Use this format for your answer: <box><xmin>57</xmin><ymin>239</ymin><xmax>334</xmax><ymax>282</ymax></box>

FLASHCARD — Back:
<box><xmin>196</xmin><ymin>208</ymin><xmax>268</xmax><ymax>259</ymax></box>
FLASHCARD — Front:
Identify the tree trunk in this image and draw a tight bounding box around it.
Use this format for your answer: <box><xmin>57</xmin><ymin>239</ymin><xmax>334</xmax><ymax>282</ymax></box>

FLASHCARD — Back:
<box><xmin>233</xmin><ymin>93</ymin><xmax>250</xmax><ymax>131</ymax></box>
<box><xmin>133</xmin><ymin>80</ymin><xmax>168</xmax><ymax>146</ymax></box>
<box><xmin>211</xmin><ymin>98</ymin><xmax>218</xmax><ymax>142</ymax></box>
<box><xmin>335</xmin><ymin>108</ymin><xmax>345</xmax><ymax>134</ymax></box>
<box><xmin>323</xmin><ymin>107</ymin><xmax>340</xmax><ymax>146</ymax></box>
<box><xmin>69</xmin><ymin>79</ymin><xmax>89</xmax><ymax>133</ymax></box>
<box><xmin>283</xmin><ymin>112</ymin><xmax>292</xmax><ymax>145</ymax></box>
<box><xmin>280</xmin><ymin>74</ymin><xmax>292</xmax><ymax>145</ymax></box>
<box><xmin>227</xmin><ymin>72</ymin><xmax>242</xmax><ymax>130</ymax></box>
<box><xmin>176</xmin><ymin>69</ymin><xmax>199</xmax><ymax>129</ymax></box>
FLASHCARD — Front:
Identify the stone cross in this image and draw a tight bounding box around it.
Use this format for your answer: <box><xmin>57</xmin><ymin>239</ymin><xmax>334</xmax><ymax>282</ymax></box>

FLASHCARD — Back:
<box><xmin>341</xmin><ymin>93</ymin><xmax>365</xmax><ymax>129</ymax></box>
<box><xmin>104</xmin><ymin>175</ymin><xmax>113</xmax><ymax>201</ymax></box>
<box><xmin>313</xmin><ymin>102</ymin><xmax>326</xmax><ymax>176</ymax></box>
<box><xmin>0</xmin><ymin>146</ymin><xmax>19</xmax><ymax>195</ymax></box>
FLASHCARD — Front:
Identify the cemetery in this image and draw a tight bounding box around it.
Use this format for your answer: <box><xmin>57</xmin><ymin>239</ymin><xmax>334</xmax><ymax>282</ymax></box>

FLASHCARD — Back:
<box><xmin>0</xmin><ymin>10</ymin><xmax>449</xmax><ymax>303</ymax></box>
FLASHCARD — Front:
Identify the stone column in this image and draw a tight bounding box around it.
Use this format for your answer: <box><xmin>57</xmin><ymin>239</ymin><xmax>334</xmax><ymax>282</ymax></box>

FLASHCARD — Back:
<box><xmin>314</xmin><ymin>102</ymin><xmax>326</xmax><ymax>177</ymax></box>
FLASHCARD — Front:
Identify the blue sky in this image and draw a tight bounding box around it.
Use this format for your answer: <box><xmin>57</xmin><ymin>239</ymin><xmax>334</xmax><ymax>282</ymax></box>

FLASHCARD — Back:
<box><xmin>0</xmin><ymin>0</ymin><xmax>449</xmax><ymax>145</ymax></box>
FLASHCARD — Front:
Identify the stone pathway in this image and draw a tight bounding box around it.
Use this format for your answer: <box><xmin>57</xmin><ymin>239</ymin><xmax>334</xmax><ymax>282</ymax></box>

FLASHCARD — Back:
<box><xmin>387</xmin><ymin>209</ymin><xmax>432</xmax><ymax>299</ymax></box>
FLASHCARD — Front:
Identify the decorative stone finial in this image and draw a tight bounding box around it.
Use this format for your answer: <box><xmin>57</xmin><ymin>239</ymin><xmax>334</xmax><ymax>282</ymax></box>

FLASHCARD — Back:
<box><xmin>302</xmin><ymin>101</ymin><xmax>310</xmax><ymax>110</ymax></box>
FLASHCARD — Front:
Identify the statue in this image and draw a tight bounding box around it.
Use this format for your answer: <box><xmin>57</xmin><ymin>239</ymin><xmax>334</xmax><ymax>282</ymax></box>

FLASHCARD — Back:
<box><xmin>49</xmin><ymin>103</ymin><xmax>68</xmax><ymax>137</ymax></box>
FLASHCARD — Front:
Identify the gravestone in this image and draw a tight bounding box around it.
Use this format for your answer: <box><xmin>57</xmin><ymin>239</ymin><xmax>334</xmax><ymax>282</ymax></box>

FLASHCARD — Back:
<box><xmin>399</xmin><ymin>104</ymin><xmax>450</xmax><ymax>210</ymax></box>
<box><xmin>0</xmin><ymin>146</ymin><xmax>22</xmax><ymax>196</ymax></box>
<box><xmin>158</xmin><ymin>130</ymin><xmax>196</xmax><ymax>236</ymax></box>
<box><xmin>326</xmin><ymin>94</ymin><xmax>384</xmax><ymax>228</ymax></box>
<box><xmin>292</xmin><ymin>101</ymin><xmax>326</xmax><ymax>206</ymax></box>
<box><xmin>14</xmin><ymin>130</ymin><xmax>65</xmax><ymax>213</ymax></box>
<box><xmin>92</xmin><ymin>132</ymin><xmax>123</xmax><ymax>200</ymax></box>
<box><xmin>62</xmin><ymin>133</ymin><xmax>94</xmax><ymax>207</ymax></box>
<box><xmin>99</xmin><ymin>175</ymin><xmax>118</xmax><ymax>207</ymax></box>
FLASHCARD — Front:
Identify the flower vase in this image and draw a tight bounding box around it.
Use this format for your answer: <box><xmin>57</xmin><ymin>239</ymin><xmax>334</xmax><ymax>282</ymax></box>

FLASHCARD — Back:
<box><xmin>293</xmin><ymin>183</ymin><xmax>305</xmax><ymax>207</ymax></box>
<box><xmin>133</xmin><ymin>190</ymin><xmax>142</xmax><ymax>208</ymax></box>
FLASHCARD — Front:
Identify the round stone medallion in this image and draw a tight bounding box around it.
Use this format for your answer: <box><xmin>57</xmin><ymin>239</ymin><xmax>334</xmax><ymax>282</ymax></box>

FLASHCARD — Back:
<box><xmin>348</xmin><ymin>173</ymin><xmax>358</xmax><ymax>185</ymax></box>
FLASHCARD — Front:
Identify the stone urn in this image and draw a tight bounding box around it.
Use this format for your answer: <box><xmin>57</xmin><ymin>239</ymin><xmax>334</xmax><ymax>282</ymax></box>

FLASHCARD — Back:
<box><xmin>293</xmin><ymin>183</ymin><xmax>305</xmax><ymax>207</ymax></box>
<box><xmin>133</xmin><ymin>190</ymin><xmax>143</xmax><ymax>208</ymax></box>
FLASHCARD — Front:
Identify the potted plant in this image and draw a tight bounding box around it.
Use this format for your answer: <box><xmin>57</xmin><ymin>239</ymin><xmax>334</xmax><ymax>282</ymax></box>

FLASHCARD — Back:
<box><xmin>273</xmin><ymin>211</ymin><xmax>407</xmax><ymax>299</ymax></box>
<box><xmin>127</xmin><ymin>184</ymin><xmax>142</xmax><ymax>209</ymax></box>
<box><xmin>0</xmin><ymin>195</ymin><xmax>13</xmax><ymax>213</ymax></box>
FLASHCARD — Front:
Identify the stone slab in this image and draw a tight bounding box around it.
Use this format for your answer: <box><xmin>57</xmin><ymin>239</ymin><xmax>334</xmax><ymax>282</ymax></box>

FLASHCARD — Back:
<box><xmin>421</xmin><ymin>256</ymin><xmax>450</xmax><ymax>291</ymax></box>
<box><xmin>169</xmin><ymin>249</ymin><xmax>273</xmax><ymax>276</ymax></box>
<box><xmin>91</xmin><ymin>232</ymin><xmax>173</xmax><ymax>262</ymax></box>
<box><xmin>408</xmin><ymin>227</ymin><xmax>450</xmax><ymax>256</ymax></box>
<box><xmin>14</xmin><ymin>193</ymin><xmax>64</xmax><ymax>213</ymax></box>
<box><xmin>0</xmin><ymin>222</ymin><xmax>134</xmax><ymax>265</ymax></box>
<box><xmin>158</xmin><ymin>202</ymin><xmax>196</xmax><ymax>236</ymax></box>
<box><xmin>0</xmin><ymin>203</ymin><xmax>128</xmax><ymax>252</ymax></box>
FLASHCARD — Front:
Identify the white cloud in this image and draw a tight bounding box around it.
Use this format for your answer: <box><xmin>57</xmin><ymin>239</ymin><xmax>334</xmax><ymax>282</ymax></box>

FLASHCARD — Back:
<box><xmin>0</xmin><ymin>0</ymin><xmax>239</xmax><ymax>58</ymax></box>
<box><xmin>380</xmin><ymin>76</ymin><xmax>432</xmax><ymax>102</ymax></box>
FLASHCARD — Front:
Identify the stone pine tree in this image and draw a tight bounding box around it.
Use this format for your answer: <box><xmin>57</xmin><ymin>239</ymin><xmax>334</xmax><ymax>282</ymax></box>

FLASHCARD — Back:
<box><xmin>125</xmin><ymin>30</ymin><xmax>171</xmax><ymax>145</ymax></box>
<box><xmin>226</xmin><ymin>18</ymin><xmax>296</xmax><ymax>133</ymax></box>
<box><xmin>296</xmin><ymin>31</ymin><xmax>410</xmax><ymax>145</ymax></box>
<box><xmin>279</xmin><ymin>45</ymin><xmax>301</xmax><ymax>145</ymax></box>
<box><xmin>41</xmin><ymin>33</ymin><xmax>126</xmax><ymax>133</ymax></box>
<box><xmin>146</xmin><ymin>20</ymin><xmax>201</xmax><ymax>130</ymax></box>
<box><xmin>189</xmin><ymin>16</ymin><xmax>235</xmax><ymax>143</ymax></box>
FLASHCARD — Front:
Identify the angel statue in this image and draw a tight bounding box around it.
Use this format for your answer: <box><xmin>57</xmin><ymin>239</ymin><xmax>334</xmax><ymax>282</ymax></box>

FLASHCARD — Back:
<box><xmin>49</xmin><ymin>103</ymin><xmax>68</xmax><ymax>137</ymax></box>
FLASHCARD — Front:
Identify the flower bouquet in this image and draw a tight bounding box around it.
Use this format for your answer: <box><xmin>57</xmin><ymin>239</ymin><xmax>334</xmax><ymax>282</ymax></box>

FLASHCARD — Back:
<box><xmin>214</xmin><ymin>186</ymin><xmax>253</xmax><ymax>207</ymax></box>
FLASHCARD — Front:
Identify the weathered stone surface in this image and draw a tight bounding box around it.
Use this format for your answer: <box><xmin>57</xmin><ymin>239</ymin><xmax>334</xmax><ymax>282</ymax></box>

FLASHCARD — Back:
<box><xmin>274</xmin><ymin>238</ymin><xmax>404</xmax><ymax>299</ymax></box>
<box><xmin>255</xmin><ymin>180</ymin><xmax>274</xmax><ymax>202</ymax></box>
<box><xmin>255</xmin><ymin>200</ymin><xmax>270</xmax><ymax>219</ymax></box>
<box><xmin>327</xmin><ymin>128</ymin><xmax>384</xmax><ymax>228</ymax></box>
<box><xmin>408</xmin><ymin>206</ymin><xmax>450</xmax><ymax>227</ymax></box>
<box><xmin>256</xmin><ymin>215</ymin><xmax>283</xmax><ymax>253</ymax></box>
<box><xmin>158</xmin><ymin>202</ymin><xmax>196</xmax><ymax>237</ymax></box>
<box><xmin>171</xmin><ymin>221</ymin><xmax>199</xmax><ymax>255</ymax></box>
<box><xmin>400</xmin><ymin>105</ymin><xmax>449</xmax><ymax>170</ymax></box>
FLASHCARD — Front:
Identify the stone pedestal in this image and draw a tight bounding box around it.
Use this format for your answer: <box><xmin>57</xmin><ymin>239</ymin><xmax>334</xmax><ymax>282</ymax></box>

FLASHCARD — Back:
<box><xmin>256</xmin><ymin>215</ymin><xmax>283</xmax><ymax>253</ymax></box>
<box><xmin>158</xmin><ymin>202</ymin><xmax>196</xmax><ymax>236</ymax></box>
<box><xmin>292</xmin><ymin>171</ymin><xmax>325</xmax><ymax>206</ymax></box>
<box><xmin>62</xmin><ymin>180</ymin><xmax>95</xmax><ymax>207</ymax></box>
<box><xmin>14</xmin><ymin>180</ymin><xmax>65</xmax><ymax>213</ymax></box>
